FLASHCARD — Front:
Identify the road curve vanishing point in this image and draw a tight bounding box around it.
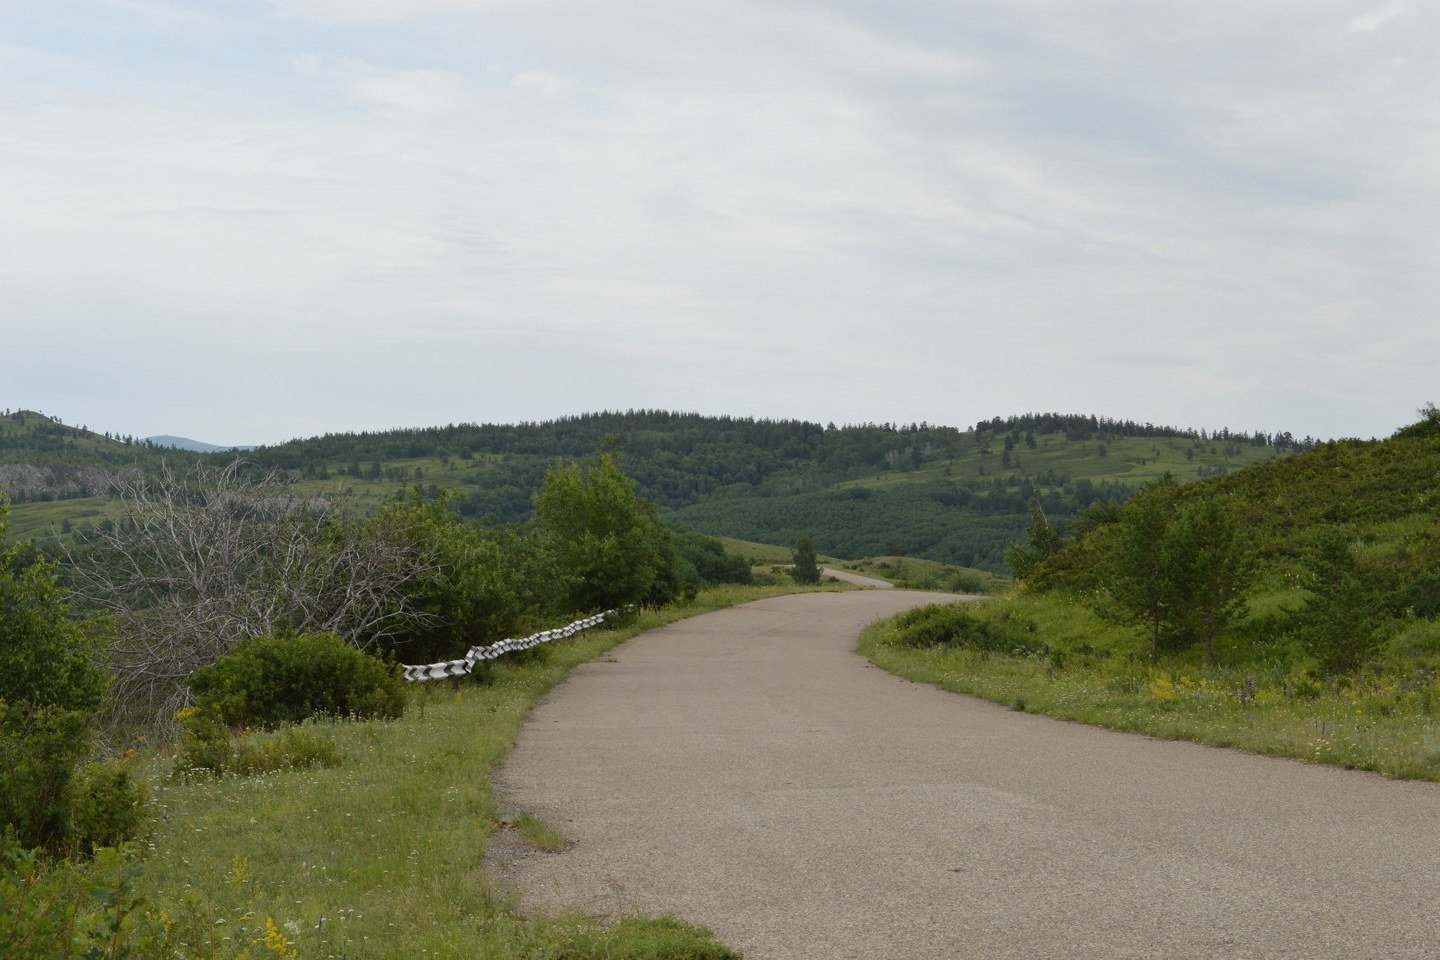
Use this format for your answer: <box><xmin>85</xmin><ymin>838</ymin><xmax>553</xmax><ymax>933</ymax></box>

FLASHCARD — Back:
<box><xmin>493</xmin><ymin>591</ymin><xmax>1440</xmax><ymax>960</ymax></box>
<box><xmin>819</xmin><ymin>566</ymin><xmax>896</xmax><ymax>588</ymax></box>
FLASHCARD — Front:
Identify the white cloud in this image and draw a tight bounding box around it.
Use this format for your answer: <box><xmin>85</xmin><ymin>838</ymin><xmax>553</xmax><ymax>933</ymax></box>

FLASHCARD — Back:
<box><xmin>1348</xmin><ymin>4</ymin><xmax>1409</xmax><ymax>32</ymax></box>
<box><xmin>2</xmin><ymin>1</ymin><xmax>1438</xmax><ymax>441</ymax></box>
<box><xmin>511</xmin><ymin>71</ymin><xmax>571</xmax><ymax>98</ymax></box>
<box><xmin>293</xmin><ymin>55</ymin><xmax>470</xmax><ymax>114</ymax></box>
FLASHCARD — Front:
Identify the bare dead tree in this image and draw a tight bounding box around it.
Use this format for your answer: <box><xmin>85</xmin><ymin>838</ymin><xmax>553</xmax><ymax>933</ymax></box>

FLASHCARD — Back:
<box><xmin>65</xmin><ymin>460</ymin><xmax>437</xmax><ymax>737</ymax></box>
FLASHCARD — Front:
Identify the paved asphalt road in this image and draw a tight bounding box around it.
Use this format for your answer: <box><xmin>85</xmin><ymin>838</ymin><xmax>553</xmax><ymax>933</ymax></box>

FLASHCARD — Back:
<box><xmin>820</xmin><ymin>566</ymin><xmax>895</xmax><ymax>588</ymax></box>
<box><xmin>493</xmin><ymin>591</ymin><xmax>1440</xmax><ymax>959</ymax></box>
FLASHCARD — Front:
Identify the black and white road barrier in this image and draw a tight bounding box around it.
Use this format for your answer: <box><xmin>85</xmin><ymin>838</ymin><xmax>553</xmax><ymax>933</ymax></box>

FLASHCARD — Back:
<box><xmin>402</xmin><ymin>610</ymin><xmax>620</xmax><ymax>682</ymax></box>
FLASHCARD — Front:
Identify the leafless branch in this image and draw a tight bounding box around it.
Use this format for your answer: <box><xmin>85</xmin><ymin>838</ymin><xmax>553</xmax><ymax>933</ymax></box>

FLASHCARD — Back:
<box><xmin>65</xmin><ymin>460</ymin><xmax>438</xmax><ymax>737</ymax></box>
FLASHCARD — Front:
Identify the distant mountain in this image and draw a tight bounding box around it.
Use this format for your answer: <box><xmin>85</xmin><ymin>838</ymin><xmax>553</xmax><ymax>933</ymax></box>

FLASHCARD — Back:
<box><xmin>145</xmin><ymin>435</ymin><xmax>254</xmax><ymax>453</ymax></box>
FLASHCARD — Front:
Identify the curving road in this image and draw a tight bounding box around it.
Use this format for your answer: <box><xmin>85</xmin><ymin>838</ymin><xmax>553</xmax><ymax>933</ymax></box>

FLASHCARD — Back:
<box><xmin>820</xmin><ymin>566</ymin><xmax>895</xmax><ymax>588</ymax></box>
<box><xmin>494</xmin><ymin>591</ymin><xmax>1440</xmax><ymax>959</ymax></box>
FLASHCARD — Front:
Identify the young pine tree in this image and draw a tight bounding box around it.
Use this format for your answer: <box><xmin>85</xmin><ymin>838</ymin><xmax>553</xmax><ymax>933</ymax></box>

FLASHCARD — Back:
<box><xmin>1106</xmin><ymin>475</ymin><xmax>1181</xmax><ymax>661</ymax></box>
<box><xmin>1165</xmin><ymin>498</ymin><xmax>1251</xmax><ymax>664</ymax></box>
<box><xmin>791</xmin><ymin>537</ymin><xmax>821</xmax><ymax>585</ymax></box>
<box><xmin>1291</xmin><ymin>531</ymin><xmax>1379</xmax><ymax>674</ymax></box>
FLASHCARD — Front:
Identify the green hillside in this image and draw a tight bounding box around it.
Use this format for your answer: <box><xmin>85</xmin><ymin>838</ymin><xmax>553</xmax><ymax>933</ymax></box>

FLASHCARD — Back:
<box><xmin>862</xmin><ymin>408</ymin><xmax>1440</xmax><ymax>780</ymax></box>
<box><xmin>4</xmin><ymin>409</ymin><xmax>1302</xmax><ymax>570</ymax></box>
<box><xmin>0</xmin><ymin>410</ymin><xmax>192</xmax><ymax>543</ymax></box>
<box><xmin>1037</xmin><ymin>413</ymin><xmax>1440</xmax><ymax>609</ymax></box>
<box><xmin>665</xmin><ymin>419</ymin><xmax>1291</xmax><ymax>569</ymax></box>
<box><xmin>0</xmin><ymin>409</ymin><xmax>162</xmax><ymax>465</ymax></box>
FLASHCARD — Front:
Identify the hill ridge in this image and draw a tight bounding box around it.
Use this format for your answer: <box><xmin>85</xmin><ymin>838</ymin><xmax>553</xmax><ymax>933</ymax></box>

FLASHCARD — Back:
<box><xmin>3</xmin><ymin>407</ymin><xmax>1309</xmax><ymax>570</ymax></box>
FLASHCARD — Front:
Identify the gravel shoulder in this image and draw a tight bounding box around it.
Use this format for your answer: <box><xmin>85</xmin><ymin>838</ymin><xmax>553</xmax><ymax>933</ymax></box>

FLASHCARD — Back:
<box><xmin>493</xmin><ymin>591</ymin><xmax>1440</xmax><ymax>959</ymax></box>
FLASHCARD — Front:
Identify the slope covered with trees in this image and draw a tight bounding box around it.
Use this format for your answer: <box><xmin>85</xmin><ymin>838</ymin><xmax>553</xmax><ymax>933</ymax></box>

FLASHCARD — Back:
<box><xmin>3</xmin><ymin>408</ymin><xmax>1304</xmax><ymax>570</ymax></box>
<box><xmin>1029</xmin><ymin>405</ymin><xmax>1440</xmax><ymax>657</ymax></box>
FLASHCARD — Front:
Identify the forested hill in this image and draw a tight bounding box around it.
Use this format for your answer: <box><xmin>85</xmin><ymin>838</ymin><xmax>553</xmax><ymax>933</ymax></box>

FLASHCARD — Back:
<box><xmin>657</xmin><ymin>414</ymin><xmax>1303</xmax><ymax>569</ymax></box>
<box><xmin>1016</xmin><ymin>407</ymin><xmax>1440</xmax><ymax>676</ymax></box>
<box><xmin>0</xmin><ymin>410</ymin><xmax>161</xmax><ymax>465</ymax></box>
<box><xmin>3</xmin><ymin>408</ymin><xmax>1307</xmax><ymax>571</ymax></box>
<box><xmin>1170</xmin><ymin>412</ymin><xmax>1440</xmax><ymax>549</ymax></box>
<box><xmin>0</xmin><ymin>410</ymin><xmax>173</xmax><ymax>507</ymax></box>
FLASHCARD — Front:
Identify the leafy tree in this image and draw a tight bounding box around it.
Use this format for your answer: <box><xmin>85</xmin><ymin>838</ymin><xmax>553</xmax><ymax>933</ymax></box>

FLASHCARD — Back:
<box><xmin>0</xmin><ymin>502</ymin><xmax>109</xmax><ymax>851</ymax></box>
<box><xmin>1394</xmin><ymin>402</ymin><xmax>1440</xmax><ymax>439</ymax></box>
<box><xmin>1101</xmin><ymin>483</ymin><xmax>1253</xmax><ymax>664</ymax></box>
<box><xmin>367</xmin><ymin>491</ymin><xmax>558</xmax><ymax>661</ymax></box>
<box><xmin>533</xmin><ymin>454</ymin><xmax>669</xmax><ymax>611</ymax></box>
<box><xmin>642</xmin><ymin>537</ymin><xmax>701</xmax><ymax>607</ymax></box>
<box><xmin>791</xmin><ymin>537</ymin><xmax>821</xmax><ymax>585</ymax></box>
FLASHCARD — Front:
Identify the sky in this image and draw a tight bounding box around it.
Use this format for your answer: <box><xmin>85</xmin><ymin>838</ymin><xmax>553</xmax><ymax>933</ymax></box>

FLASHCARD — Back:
<box><xmin>3</xmin><ymin>1</ymin><xmax>1437</xmax><ymax>445</ymax></box>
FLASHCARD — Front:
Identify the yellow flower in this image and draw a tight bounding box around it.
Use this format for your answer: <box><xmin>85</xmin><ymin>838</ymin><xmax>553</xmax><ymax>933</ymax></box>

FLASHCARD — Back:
<box><xmin>256</xmin><ymin>917</ymin><xmax>299</xmax><ymax>959</ymax></box>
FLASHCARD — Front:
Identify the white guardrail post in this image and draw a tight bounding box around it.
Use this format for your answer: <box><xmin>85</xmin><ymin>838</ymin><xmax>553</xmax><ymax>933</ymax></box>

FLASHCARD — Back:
<box><xmin>401</xmin><ymin>608</ymin><xmax>623</xmax><ymax>682</ymax></box>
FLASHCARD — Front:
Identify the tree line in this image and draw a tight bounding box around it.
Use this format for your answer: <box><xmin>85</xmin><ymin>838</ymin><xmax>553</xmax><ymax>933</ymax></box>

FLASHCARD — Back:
<box><xmin>973</xmin><ymin>412</ymin><xmax>1318</xmax><ymax>450</ymax></box>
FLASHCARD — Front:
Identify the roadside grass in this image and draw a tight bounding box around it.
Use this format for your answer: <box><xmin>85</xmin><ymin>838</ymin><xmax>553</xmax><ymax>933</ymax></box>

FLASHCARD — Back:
<box><xmin>83</xmin><ymin>584</ymin><xmax>822</xmax><ymax>959</ymax></box>
<box><xmin>860</xmin><ymin>591</ymin><xmax>1440</xmax><ymax>782</ymax></box>
<box><xmin>512</xmin><ymin>814</ymin><xmax>566</xmax><ymax>853</ymax></box>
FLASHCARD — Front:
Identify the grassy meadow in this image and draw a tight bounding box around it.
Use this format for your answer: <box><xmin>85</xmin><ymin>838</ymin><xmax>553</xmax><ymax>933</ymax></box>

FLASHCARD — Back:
<box><xmin>710</xmin><ymin>535</ymin><xmax>817</xmax><ymax>566</ymax></box>
<box><xmin>1</xmin><ymin>495</ymin><xmax>114</xmax><ymax>543</ymax></box>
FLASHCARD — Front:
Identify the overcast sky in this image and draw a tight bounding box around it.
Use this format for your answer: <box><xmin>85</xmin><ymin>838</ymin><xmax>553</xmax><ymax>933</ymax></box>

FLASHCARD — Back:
<box><xmin>3</xmin><ymin>1</ymin><xmax>1436</xmax><ymax>445</ymax></box>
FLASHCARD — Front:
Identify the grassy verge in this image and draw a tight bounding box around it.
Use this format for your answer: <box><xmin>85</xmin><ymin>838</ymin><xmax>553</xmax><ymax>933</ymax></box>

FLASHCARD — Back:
<box><xmin>42</xmin><ymin>584</ymin><xmax>831</xmax><ymax>959</ymax></box>
<box><xmin>860</xmin><ymin>591</ymin><xmax>1440</xmax><ymax>782</ymax></box>
<box><xmin>708</xmin><ymin>536</ymin><xmax>816</xmax><ymax>566</ymax></box>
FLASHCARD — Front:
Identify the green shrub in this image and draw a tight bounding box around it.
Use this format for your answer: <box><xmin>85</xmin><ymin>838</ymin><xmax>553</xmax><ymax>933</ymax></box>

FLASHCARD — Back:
<box><xmin>0</xmin><ymin>503</ymin><xmax>111</xmax><ymax>853</ymax></box>
<box><xmin>0</xmin><ymin>836</ymin><xmax>74</xmax><ymax>960</ymax></box>
<box><xmin>177</xmin><ymin>713</ymin><xmax>344</xmax><ymax>779</ymax></box>
<box><xmin>1289</xmin><ymin>532</ymin><xmax>1383</xmax><ymax>675</ymax></box>
<box><xmin>891</xmin><ymin>603</ymin><xmax>1045</xmax><ymax>656</ymax></box>
<box><xmin>0</xmin><ymin>702</ymin><xmax>91</xmax><ymax>852</ymax></box>
<box><xmin>1389</xmin><ymin>574</ymin><xmax>1440</xmax><ymax>619</ymax></box>
<box><xmin>671</xmin><ymin>529</ymin><xmax>752</xmax><ymax>587</ymax></box>
<box><xmin>0</xmin><ymin>836</ymin><xmax>203</xmax><ymax>960</ymax></box>
<box><xmin>187</xmin><ymin>631</ymin><xmax>405</xmax><ymax>730</ymax></box>
<box><xmin>70</xmin><ymin>761</ymin><xmax>149</xmax><ymax>854</ymax></box>
<box><xmin>948</xmin><ymin>571</ymin><xmax>988</xmax><ymax>594</ymax></box>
